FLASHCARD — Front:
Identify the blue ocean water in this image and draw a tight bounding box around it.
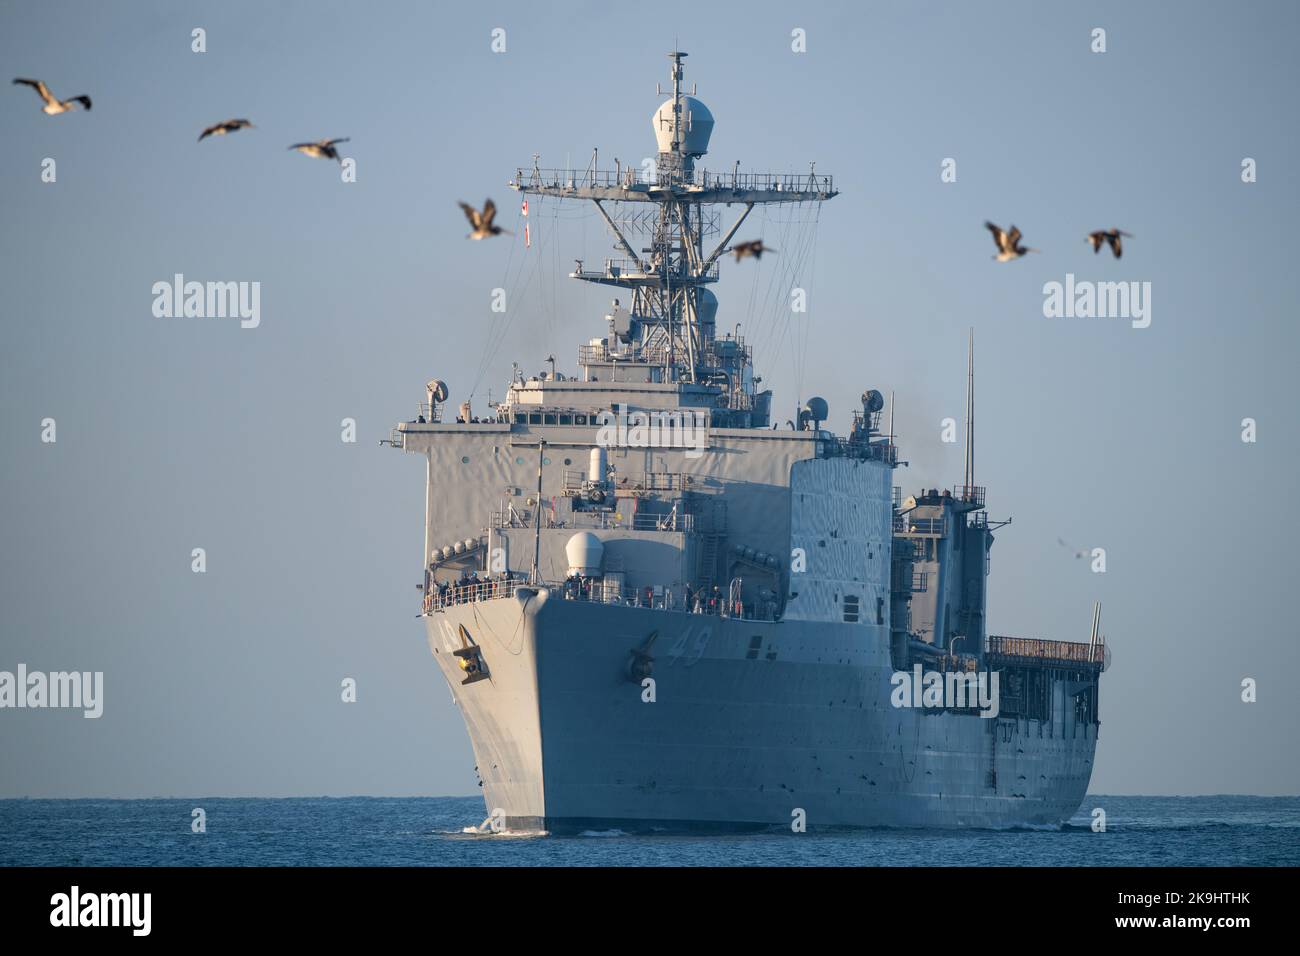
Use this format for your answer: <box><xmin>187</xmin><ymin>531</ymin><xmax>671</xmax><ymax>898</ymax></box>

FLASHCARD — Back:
<box><xmin>1</xmin><ymin>796</ymin><xmax>1296</xmax><ymax>866</ymax></box>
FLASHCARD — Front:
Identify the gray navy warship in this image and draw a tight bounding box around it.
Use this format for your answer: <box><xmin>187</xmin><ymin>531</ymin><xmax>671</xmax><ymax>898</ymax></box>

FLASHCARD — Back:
<box><xmin>389</xmin><ymin>52</ymin><xmax>1105</xmax><ymax>833</ymax></box>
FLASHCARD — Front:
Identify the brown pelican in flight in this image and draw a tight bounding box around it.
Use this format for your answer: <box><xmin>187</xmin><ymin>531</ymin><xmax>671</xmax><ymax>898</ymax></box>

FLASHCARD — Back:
<box><xmin>199</xmin><ymin>118</ymin><xmax>254</xmax><ymax>142</ymax></box>
<box><xmin>1086</xmin><ymin>229</ymin><xmax>1132</xmax><ymax>259</ymax></box>
<box><xmin>458</xmin><ymin>199</ymin><xmax>511</xmax><ymax>239</ymax></box>
<box><xmin>731</xmin><ymin>239</ymin><xmax>776</xmax><ymax>261</ymax></box>
<box><xmin>985</xmin><ymin>222</ymin><xmax>1038</xmax><ymax>262</ymax></box>
<box><xmin>12</xmin><ymin>78</ymin><xmax>91</xmax><ymax>114</ymax></box>
<box><xmin>288</xmin><ymin>137</ymin><xmax>350</xmax><ymax>163</ymax></box>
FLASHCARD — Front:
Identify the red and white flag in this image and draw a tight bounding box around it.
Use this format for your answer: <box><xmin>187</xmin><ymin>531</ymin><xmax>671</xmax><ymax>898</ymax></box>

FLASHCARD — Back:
<box><xmin>521</xmin><ymin>200</ymin><xmax>529</xmax><ymax>217</ymax></box>
<box><xmin>525</xmin><ymin>223</ymin><xmax>531</xmax><ymax>248</ymax></box>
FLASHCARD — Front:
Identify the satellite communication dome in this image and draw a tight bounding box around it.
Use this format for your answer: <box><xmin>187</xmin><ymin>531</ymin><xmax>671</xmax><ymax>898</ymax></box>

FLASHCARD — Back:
<box><xmin>565</xmin><ymin>532</ymin><xmax>604</xmax><ymax>577</ymax></box>
<box><xmin>695</xmin><ymin>287</ymin><xmax>718</xmax><ymax>326</ymax></box>
<box><xmin>651</xmin><ymin>96</ymin><xmax>714</xmax><ymax>156</ymax></box>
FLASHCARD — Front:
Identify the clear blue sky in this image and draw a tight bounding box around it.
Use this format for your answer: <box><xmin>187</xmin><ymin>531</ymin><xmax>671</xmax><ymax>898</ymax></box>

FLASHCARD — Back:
<box><xmin>1</xmin><ymin>0</ymin><xmax>1297</xmax><ymax>797</ymax></box>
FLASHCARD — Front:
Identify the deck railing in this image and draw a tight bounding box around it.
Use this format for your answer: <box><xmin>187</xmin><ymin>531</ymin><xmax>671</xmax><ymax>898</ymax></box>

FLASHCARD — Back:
<box><xmin>895</xmin><ymin>515</ymin><xmax>948</xmax><ymax>537</ymax></box>
<box><xmin>987</xmin><ymin>635</ymin><xmax>1104</xmax><ymax>665</ymax></box>
<box><xmin>511</xmin><ymin>167</ymin><xmax>835</xmax><ymax>196</ymax></box>
<box><xmin>569</xmin><ymin>510</ymin><xmax>695</xmax><ymax>532</ymax></box>
<box><xmin>578</xmin><ymin>343</ymin><xmax>675</xmax><ymax>366</ymax></box>
<box><xmin>423</xmin><ymin>576</ymin><xmax>774</xmax><ymax>620</ymax></box>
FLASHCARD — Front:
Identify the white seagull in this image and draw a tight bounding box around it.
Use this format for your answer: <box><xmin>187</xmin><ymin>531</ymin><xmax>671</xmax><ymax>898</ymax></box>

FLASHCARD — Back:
<box><xmin>985</xmin><ymin>221</ymin><xmax>1038</xmax><ymax>262</ymax></box>
<box><xmin>12</xmin><ymin>78</ymin><xmax>92</xmax><ymax>114</ymax></box>
<box><xmin>288</xmin><ymin>137</ymin><xmax>350</xmax><ymax>163</ymax></box>
<box><xmin>199</xmin><ymin>118</ymin><xmax>254</xmax><ymax>142</ymax></box>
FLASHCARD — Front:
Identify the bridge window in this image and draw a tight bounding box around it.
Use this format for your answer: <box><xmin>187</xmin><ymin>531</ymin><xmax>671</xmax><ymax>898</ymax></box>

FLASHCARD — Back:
<box><xmin>559</xmin><ymin>414</ymin><xmax>573</xmax><ymax>425</ymax></box>
<box><xmin>514</xmin><ymin>413</ymin><xmax>526</xmax><ymax>424</ymax></box>
<box><xmin>575</xmin><ymin>414</ymin><xmax>589</xmax><ymax>425</ymax></box>
<box><xmin>528</xmin><ymin>413</ymin><xmax>542</xmax><ymax>425</ymax></box>
<box><xmin>544</xmin><ymin>413</ymin><xmax>558</xmax><ymax>425</ymax></box>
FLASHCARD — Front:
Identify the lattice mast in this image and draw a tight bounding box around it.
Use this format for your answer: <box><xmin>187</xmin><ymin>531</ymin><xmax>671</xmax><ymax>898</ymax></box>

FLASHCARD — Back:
<box><xmin>509</xmin><ymin>51</ymin><xmax>837</xmax><ymax>386</ymax></box>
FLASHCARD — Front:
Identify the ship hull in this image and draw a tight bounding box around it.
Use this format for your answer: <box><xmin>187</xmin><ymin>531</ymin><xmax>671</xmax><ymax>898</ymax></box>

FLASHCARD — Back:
<box><xmin>426</xmin><ymin>589</ymin><xmax>1098</xmax><ymax>833</ymax></box>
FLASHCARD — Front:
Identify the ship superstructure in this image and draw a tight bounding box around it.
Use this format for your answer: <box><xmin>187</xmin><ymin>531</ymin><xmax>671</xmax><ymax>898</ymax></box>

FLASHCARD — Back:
<box><xmin>389</xmin><ymin>53</ymin><xmax>1105</xmax><ymax>832</ymax></box>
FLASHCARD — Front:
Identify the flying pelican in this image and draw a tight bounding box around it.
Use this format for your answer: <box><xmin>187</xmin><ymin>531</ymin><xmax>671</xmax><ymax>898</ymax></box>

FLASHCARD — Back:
<box><xmin>985</xmin><ymin>222</ymin><xmax>1038</xmax><ymax>262</ymax></box>
<box><xmin>458</xmin><ymin>199</ymin><xmax>511</xmax><ymax>239</ymax></box>
<box><xmin>199</xmin><ymin>118</ymin><xmax>254</xmax><ymax>142</ymax></box>
<box><xmin>12</xmin><ymin>78</ymin><xmax>91</xmax><ymax>114</ymax></box>
<box><xmin>288</xmin><ymin>137</ymin><xmax>350</xmax><ymax>163</ymax></box>
<box><xmin>1086</xmin><ymin>229</ymin><xmax>1132</xmax><ymax>259</ymax></box>
<box><xmin>731</xmin><ymin>239</ymin><xmax>776</xmax><ymax>261</ymax></box>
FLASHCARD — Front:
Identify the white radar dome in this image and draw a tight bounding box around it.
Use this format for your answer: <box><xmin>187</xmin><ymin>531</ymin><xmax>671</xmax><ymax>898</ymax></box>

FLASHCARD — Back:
<box><xmin>565</xmin><ymin>532</ymin><xmax>604</xmax><ymax>577</ymax></box>
<box><xmin>652</xmin><ymin>96</ymin><xmax>714</xmax><ymax>156</ymax></box>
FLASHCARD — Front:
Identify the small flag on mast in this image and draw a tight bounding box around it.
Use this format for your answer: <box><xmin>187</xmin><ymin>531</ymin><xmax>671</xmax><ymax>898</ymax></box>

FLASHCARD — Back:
<box><xmin>522</xmin><ymin>199</ymin><xmax>530</xmax><ymax>247</ymax></box>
